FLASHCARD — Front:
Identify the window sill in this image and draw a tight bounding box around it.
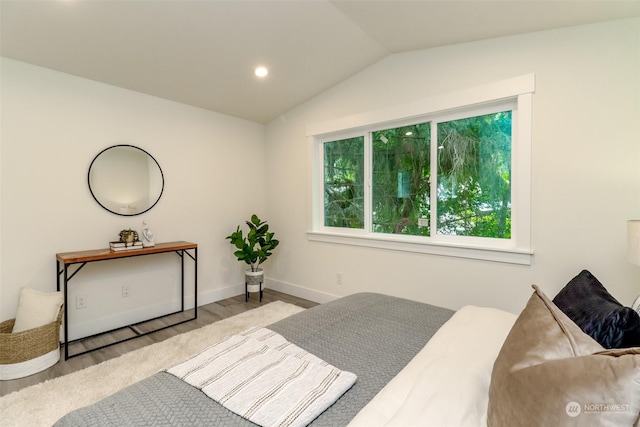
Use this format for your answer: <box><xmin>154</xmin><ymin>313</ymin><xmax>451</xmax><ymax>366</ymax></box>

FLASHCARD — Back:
<box><xmin>307</xmin><ymin>231</ymin><xmax>533</xmax><ymax>265</ymax></box>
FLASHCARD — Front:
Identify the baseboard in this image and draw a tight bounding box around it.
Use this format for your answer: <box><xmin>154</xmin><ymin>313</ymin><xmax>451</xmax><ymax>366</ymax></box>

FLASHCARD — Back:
<box><xmin>265</xmin><ymin>278</ymin><xmax>339</xmax><ymax>304</ymax></box>
<box><xmin>198</xmin><ymin>284</ymin><xmax>245</xmax><ymax>305</ymax></box>
<box><xmin>203</xmin><ymin>279</ymin><xmax>339</xmax><ymax>305</ymax></box>
<box><xmin>66</xmin><ymin>299</ymin><xmax>184</xmax><ymax>341</ymax></box>
<box><xmin>65</xmin><ymin>282</ymin><xmax>330</xmax><ymax>341</ymax></box>
<box><xmin>66</xmin><ymin>284</ymin><xmax>245</xmax><ymax>341</ymax></box>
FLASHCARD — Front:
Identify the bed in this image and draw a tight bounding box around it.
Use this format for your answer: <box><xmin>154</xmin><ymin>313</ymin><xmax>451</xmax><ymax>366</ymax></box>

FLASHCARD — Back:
<box><xmin>55</xmin><ymin>292</ymin><xmax>458</xmax><ymax>426</ymax></box>
<box><xmin>55</xmin><ymin>275</ymin><xmax>640</xmax><ymax>427</ymax></box>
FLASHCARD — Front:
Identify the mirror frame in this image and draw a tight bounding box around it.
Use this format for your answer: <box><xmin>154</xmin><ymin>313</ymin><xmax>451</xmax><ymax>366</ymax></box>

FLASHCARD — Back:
<box><xmin>88</xmin><ymin>144</ymin><xmax>165</xmax><ymax>216</ymax></box>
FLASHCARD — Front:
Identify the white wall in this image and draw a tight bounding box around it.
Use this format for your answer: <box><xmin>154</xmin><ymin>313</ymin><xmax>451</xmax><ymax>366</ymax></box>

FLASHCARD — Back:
<box><xmin>1</xmin><ymin>18</ymin><xmax>638</xmax><ymax>337</ymax></box>
<box><xmin>265</xmin><ymin>18</ymin><xmax>640</xmax><ymax>314</ymax></box>
<box><xmin>0</xmin><ymin>58</ymin><xmax>266</xmax><ymax>339</ymax></box>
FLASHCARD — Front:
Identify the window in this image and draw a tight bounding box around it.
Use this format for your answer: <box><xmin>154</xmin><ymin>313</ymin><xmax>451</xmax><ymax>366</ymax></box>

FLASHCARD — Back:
<box><xmin>308</xmin><ymin>75</ymin><xmax>534</xmax><ymax>264</ymax></box>
<box><xmin>324</xmin><ymin>137</ymin><xmax>364</xmax><ymax>229</ymax></box>
<box><xmin>372</xmin><ymin>122</ymin><xmax>431</xmax><ymax>236</ymax></box>
<box><xmin>435</xmin><ymin>110</ymin><xmax>512</xmax><ymax>239</ymax></box>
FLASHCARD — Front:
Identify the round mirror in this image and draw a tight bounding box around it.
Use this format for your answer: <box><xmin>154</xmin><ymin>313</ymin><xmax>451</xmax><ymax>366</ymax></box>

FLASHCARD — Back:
<box><xmin>88</xmin><ymin>145</ymin><xmax>164</xmax><ymax>216</ymax></box>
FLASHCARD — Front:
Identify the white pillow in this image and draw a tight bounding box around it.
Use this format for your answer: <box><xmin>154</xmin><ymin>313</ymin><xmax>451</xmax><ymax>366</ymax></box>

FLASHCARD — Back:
<box><xmin>12</xmin><ymin>287</ymin><xmax>63</xmax><ymax>333</ymax></box>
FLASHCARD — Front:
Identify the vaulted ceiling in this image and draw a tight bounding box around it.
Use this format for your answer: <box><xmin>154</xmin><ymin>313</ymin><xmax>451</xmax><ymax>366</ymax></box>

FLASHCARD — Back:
<box><xmin>2</xmin><ymin>1</ymin><xmax>639</xmax><ymax>123</ymax></box>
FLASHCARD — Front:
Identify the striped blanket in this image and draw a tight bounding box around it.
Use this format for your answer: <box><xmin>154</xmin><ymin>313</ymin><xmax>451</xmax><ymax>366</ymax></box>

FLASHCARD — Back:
<box><xmin>164</xmin><ymin>327</ymin><xmax>357</xmax><ymax>427</ymax></box>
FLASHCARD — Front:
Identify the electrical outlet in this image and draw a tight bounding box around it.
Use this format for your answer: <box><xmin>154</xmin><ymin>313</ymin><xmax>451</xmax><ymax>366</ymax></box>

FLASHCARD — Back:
<box><xmin>76</xmin><ymin>295</ymin><xmax>87</xmax><ymax>309</ymax></box>
<box><xmin>122</xmin><ymin>286</ymin><xmax>130</xmax><ymax>298</ymax></box>
<box><xmin>336</xmin><ymin>273</ymin><xmax>344</xmax><ymax>286</ymax></box>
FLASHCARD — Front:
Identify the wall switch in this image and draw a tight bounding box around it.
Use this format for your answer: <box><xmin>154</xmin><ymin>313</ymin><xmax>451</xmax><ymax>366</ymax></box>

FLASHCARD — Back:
<box><xmin>122</xmin><ymin>286</ymin><xmax>130</xmax><ymax>298</ymax></box>
<box><xmin>76</xmin><ymin>295</ymin><xmax>87</xmax><ymax>309</ymax></box>
<box><xmin>336</xmin><ymin>273</ymin><xmax>344</xmax><ymax>286</ymax></box>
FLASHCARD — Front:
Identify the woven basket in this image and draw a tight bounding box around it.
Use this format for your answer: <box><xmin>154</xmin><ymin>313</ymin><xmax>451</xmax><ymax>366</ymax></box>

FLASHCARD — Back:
<box><xmin>0</xmin><ymin>306</ymin><xmax>63</xmax><ymax>380</ymax></box>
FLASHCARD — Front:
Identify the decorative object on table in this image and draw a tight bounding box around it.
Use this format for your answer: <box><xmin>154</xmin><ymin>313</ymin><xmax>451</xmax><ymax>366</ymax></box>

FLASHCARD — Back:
<box><xmin>226</xmin><ymin>214</ymin><xmax>279</xmax><ymax>301</ymax></box>
<box><xmin>110</xmin><ymin>241</ymin><xmax>143</xmax><ymax>251</ymax></box>
<box><xmin>110</xmin><ymin>228</ymin><xmax>142</xmax><ymax>251</ymax></box>
<box><xmin>0</xmin><ymin>287</ymin><xmax>64</xmax><ymax>380</ymax></box>
<box><xmin>141</xmin><ymin>220</ymin><xmax>155</xmax><ymax>247</ymax></box>
<box><xmin>118</xmin><ymin>229</ymin><xmax>139</xmax><ymax>245</ymax></box>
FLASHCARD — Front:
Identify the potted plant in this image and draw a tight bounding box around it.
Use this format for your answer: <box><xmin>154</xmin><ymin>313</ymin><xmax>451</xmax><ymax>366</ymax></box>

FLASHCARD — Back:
<box><xmin>226</xmin><ymin>214</ymin><xmax>279</xmax><ymax>294</ymax></box>
<box><xmin>118</xmin><ymin>229</ymin><xmax>139</xmax><ymax>247</ymax></box>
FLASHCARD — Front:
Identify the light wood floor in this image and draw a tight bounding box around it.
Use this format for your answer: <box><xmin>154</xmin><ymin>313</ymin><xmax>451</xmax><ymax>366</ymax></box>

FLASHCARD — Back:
<box><xmin>0</xmin><ymin>289</ymin><xmax>317</xmax><ymax>397</ymax></box>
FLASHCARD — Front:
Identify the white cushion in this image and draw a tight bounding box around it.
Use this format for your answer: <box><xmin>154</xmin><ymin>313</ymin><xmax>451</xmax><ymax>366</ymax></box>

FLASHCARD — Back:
<box><xmin>12</xmin><ymin>287</ymin><xmax>63</xmax><ymax>333</ymax></box>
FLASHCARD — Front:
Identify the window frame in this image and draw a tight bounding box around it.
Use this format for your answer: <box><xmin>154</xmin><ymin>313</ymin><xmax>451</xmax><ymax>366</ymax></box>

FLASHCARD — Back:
<box><xmin>307</xmin><ymin>75</ymin><xmax>534</xmax><ymax>265</ymax></box>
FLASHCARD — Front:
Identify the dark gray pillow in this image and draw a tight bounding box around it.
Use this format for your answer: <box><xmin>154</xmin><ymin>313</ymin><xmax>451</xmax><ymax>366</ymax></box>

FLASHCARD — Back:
<box><xmin>552</xmin><ymin>270</ymin><xmax>640</xmax><ymax>349</ymax></box>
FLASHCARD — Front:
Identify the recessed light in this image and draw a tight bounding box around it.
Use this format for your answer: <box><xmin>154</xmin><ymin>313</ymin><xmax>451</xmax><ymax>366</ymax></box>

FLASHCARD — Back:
<box><xmin>254</xmin><ymin>66</ymin><xmax>268</xmax><ymax>78</ymax></box>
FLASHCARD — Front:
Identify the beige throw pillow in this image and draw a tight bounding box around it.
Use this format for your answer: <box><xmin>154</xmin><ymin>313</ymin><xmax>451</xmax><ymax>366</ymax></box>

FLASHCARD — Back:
<box><xmin>487</xmin><ymin>285</ymin><xmax>640</xmax><ymax>426</ymax></box>
<box><xmin>12</xmin><ymin>287</ymin><xmax>63</xmax><ymax>333</ymax></box>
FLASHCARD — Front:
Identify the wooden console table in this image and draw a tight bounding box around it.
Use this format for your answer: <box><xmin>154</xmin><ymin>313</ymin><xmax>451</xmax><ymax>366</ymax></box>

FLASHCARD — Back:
<box><xmin>56</xmin><ymin>241</ymin><xmax>197</xmax><ymax>360</ymax></box>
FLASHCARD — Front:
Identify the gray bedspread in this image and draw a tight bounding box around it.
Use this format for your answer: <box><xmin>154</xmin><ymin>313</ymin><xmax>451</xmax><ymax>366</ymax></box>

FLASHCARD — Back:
<box><xmin>55</xmin><ymin>292</ymin><xmax>454</xmax><ymax>426</ymax></box>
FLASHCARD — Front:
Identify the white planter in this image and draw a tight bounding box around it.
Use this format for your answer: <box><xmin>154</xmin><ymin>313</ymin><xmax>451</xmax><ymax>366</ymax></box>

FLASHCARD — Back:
<box><xmin>245</xmin><ymin>268</ymin><xmax>264</xmax><ymax>293</ymax></box>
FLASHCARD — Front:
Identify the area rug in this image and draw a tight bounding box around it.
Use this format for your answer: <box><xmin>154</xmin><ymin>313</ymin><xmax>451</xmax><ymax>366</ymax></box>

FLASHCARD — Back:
<box><xmin>0</xmin><ymin>301</ymin><xmax>305</xmax><ymax>427</ymax></box>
